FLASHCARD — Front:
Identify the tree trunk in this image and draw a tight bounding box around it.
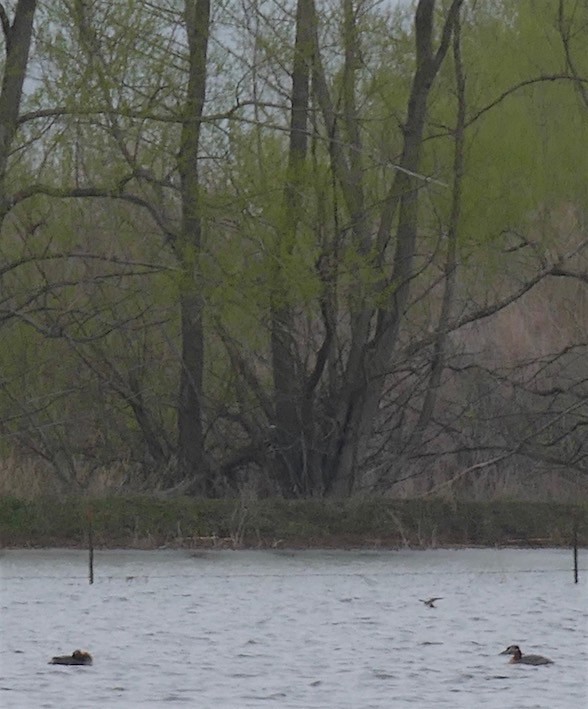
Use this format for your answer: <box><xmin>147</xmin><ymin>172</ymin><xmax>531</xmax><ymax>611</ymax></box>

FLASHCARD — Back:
<box><xmin>325</xmin><ymin>0</ymin><xmax>464</xmax><ymax>495</ymax></box>
<box><xmin>174</xmin><ymin>0</ymin><xmax>210</xmax><ymax>492</ymax></box>
<box><xmin>0</xmin><ymin>0</ymin><xmax>37</xmax><ymax>222</ymax></box>
<box><xmin>270</xmin><ymin>0</ymin><xmax>313</xmax><ymax>495</ymax></box>
<box><xmin>409</xmin><ymin>10</ymin><xmax>465</xmax><ymax>451</ymax></box>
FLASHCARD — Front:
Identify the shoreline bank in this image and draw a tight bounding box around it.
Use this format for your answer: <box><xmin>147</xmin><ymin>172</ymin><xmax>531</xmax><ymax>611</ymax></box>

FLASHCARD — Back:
<box><xmin>1</xmin><ymin>496</ymin><xmax>586</xmax><ymax>550</ymax></box>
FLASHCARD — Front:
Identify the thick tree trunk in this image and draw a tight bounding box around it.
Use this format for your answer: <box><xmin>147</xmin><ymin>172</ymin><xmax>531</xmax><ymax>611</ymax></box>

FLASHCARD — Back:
<box><xmin>174</xmin><ymin>0</ymin><xmax>210</xmax><ymax>492</ymax></box>
<box><xmin>0</xmin><ymin>0</ymin><xmax>37</xmax><ymax>221</ymax></box>
<box><xmin>270</xmin><ymin>0</ymin><xmax>313</xmax><ymax>495</ymax></box>
<box><xmin>324</xmin><ymin>0</ymin><xmax>464</xmax><ymax>495</ymax></box>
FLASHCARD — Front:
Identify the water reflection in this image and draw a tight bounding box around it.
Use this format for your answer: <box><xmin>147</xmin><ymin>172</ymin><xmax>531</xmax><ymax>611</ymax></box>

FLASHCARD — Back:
<box><xmin>0</xmin><ymin>549</ymin><xmax>586</xmax><ymax>708</ymax></box>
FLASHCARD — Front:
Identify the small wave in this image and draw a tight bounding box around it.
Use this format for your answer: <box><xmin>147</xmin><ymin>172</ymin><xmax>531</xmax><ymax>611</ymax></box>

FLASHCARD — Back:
<box><xmin>372</xmin><ymin>670</ymin><xmax>395</xmax><ymax>679</ymax></box>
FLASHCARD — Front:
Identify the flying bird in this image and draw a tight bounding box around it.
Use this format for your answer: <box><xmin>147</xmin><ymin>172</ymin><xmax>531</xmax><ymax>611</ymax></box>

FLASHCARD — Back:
<box><xmin>419</xmin><ymin>597</ymin><xmax>443</xmax><ymax>608</ymax></box>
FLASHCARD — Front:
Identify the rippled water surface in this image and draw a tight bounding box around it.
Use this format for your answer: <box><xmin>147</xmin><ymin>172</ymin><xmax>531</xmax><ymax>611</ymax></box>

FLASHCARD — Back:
<box><xmin>1</xmin><ymin>548</ymin><xmax>586</xmax><ymax>708</ymax></box>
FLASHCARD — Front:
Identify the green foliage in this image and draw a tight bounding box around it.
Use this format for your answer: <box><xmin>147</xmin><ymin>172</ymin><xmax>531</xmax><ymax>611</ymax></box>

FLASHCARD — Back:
<box><xmin>1</xmin><ymin>0</ymin><xmax>586</xmax><ymax>495</ymax></box>
<box><xmin>461</xmin><ymin>2</ymin><xmax>585</xmax><ymax>242</ymax></box>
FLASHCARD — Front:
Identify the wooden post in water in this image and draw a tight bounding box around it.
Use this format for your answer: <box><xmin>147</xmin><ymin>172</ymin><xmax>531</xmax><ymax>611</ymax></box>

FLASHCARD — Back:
<box><xmin>572</xmin><ymin>516</ymin><xmax>578</xmax><ymax>584</ymax></box>
<box><xmin>87</xmin><ymin>507</ymin><xmax>94</xmax><ymax>585</ymax></box>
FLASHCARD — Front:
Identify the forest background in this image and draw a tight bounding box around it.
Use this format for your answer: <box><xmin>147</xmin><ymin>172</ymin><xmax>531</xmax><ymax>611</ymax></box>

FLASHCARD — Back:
<box><xmin>0</xmin><ymin>0</ymin><xmax>586</xmax><ymax>508</ymax></box>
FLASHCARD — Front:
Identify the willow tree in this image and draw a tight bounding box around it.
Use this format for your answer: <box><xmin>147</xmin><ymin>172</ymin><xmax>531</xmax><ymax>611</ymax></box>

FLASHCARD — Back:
<box><xmin>214</xmin><ymin>0</ymin><xmax>586</xmax><ymax>497</ymax></box>
<box><xmin>1</xmin><ymin>0</ymin><xmax>215</xmax><ymax>490</ymax></box>
<box><xmin>232</xmin><ymin>0</ymin><xmax>464</xmax><ymax>495</ymax></box>
<box><xmin>315</xmin><ymin>0</ymin><xmax>464</xmax><ymax>495</ymax></box>
<box><xmin>1</xmin><ymin>0</ymin><xmax>585</xmax><ymax>498</ymax></box>
<box><xmin>63</xmin><ymin>0</ymin><xmax>214</xmax><ymax>491</ymax></box>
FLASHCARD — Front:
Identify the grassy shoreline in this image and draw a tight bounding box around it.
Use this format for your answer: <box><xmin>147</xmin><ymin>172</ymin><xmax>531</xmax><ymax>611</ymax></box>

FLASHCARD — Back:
<box><xmin>1</xmin><ymin>496</ymin><xmax>586</xmax><ymax>550</ymax></box>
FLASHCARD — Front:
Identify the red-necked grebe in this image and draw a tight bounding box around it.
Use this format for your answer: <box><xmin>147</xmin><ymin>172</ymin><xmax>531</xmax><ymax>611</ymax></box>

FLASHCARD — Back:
<box><xmin>500</xmin><ymin>645</ymin><xmax>553</xmax><ymax>666</ymax></box>
<box><xmin>49</xmin><ymin>650</ymin><xmax>93</xmax><ymax>666</ymax></box>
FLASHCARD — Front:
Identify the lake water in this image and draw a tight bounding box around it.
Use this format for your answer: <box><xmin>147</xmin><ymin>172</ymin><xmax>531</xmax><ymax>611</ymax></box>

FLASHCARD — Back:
<box><xmin>0</xmin><ymin>548</ymin><xmax>586</xmax><ymax>708</ymax></box>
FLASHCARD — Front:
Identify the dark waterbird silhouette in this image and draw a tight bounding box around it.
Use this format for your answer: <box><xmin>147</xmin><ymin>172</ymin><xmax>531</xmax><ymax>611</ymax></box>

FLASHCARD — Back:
<box><xmin>49</xmin><ymin>650</ymin><xmax>93</xmax><ymax>666</ymax></box>
<box><xmin>419</xmin><ymin>597</ymin><xmax>443</xmax><ymax>608</ymax></box>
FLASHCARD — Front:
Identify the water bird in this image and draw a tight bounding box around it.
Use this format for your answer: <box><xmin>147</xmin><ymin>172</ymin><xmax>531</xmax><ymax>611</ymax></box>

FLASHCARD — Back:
<box><xmin>49</xmin><ymin>650</ymin><xmax>93</xmax><ymax>666</ymax></box>
<box><xmin>499</xmin><ymin>645</ymin><xmax>553</xmax><ymax>666</ymax></box>
<box><xmin>419</xmin><ymin>597</ymin><xmax>443</xmax><ymax>608</ymax></box>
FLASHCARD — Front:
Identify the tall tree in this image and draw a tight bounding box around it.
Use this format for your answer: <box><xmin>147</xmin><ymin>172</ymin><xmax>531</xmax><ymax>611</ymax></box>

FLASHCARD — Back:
<box><xmin>176</xmin><ymin>0</ymin><xmax>211</xmax><ymax>491</ymax></box>
<box><xmin>312</xmin><ymin>0</ymin><xmax>464</xmax><ymax>494</ymax></box>
<box><xmin>0</xmin><ymin>0</ymin><xmax>37</xmax><ymax>223</ymax></box>
<box><xmin>270</xmin><ymin>0</ymin><xmax>314</xmax><ymax>495</ymax></box>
